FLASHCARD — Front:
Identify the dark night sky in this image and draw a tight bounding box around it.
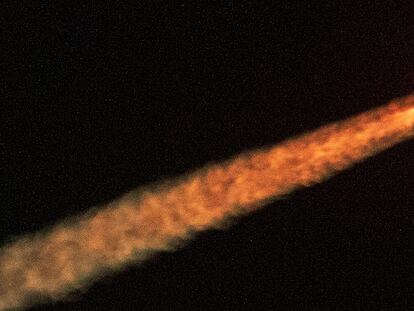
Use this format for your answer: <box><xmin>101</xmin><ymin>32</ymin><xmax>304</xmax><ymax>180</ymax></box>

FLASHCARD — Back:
<box><xmin>1</xmin><ymin>2</ymin><xmax>414</xmax><ymax>310</ymax></box>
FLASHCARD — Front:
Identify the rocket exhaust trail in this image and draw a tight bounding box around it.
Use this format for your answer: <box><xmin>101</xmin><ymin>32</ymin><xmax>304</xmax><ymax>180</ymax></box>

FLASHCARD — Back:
<box><xmin>1</xmin><ymin>94</ymin><xmax>414</xmax><ymax>310</ymax></box>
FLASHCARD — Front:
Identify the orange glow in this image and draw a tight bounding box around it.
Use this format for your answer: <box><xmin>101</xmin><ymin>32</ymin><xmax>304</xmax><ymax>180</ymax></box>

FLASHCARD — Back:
<box><xmin>0</xmin><ymin>94</ymin><xmax>413</xmax><ymax>310</ymax></box>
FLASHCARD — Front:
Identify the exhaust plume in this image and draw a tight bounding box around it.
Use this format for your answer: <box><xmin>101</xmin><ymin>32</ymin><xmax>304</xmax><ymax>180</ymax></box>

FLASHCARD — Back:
<box><xmin>1</xmin><ymin>94</ymin><xmax>413</xmax><ymax>310</ymax></box>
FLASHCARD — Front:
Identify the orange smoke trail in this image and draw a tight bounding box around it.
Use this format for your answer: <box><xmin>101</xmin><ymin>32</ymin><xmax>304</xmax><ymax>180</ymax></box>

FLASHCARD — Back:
<box><xmin>1</xmin><ymin>94</ymin><xmax>414</xmax><ymax>310</ymax></box>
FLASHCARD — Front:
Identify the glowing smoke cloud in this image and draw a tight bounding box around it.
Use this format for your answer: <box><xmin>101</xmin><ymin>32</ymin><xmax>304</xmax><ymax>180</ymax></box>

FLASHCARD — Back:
<box><xmin>1</xmin><ymin>94</ymin><xmax>414</xmax><ymax>310</ymax></box>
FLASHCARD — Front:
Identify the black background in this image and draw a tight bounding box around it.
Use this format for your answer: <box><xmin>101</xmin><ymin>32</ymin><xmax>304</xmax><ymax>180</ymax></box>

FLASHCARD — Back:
<box><xmin>2</xmin><ymin>2</ymin><xmax>414</xmax><ymax>310</ymax></box>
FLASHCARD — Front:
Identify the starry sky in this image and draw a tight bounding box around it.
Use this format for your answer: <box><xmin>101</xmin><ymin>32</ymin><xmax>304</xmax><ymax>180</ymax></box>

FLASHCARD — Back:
<box><xmin>2</xmin><ymin>2</ymin><xmax>414</xmax><ymax>310</ymax></box>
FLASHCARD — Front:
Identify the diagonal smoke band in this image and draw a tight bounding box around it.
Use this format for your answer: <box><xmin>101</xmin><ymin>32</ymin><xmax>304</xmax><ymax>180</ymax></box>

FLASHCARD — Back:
<box><xmin>1</xmin><ymin>94</ymin><xmax>414</xmax><ymax>310</ymax></box>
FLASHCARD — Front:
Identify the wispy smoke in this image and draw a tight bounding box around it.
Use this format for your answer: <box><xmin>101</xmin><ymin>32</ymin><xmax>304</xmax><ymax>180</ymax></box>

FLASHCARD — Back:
<box><xmin>1</xmin><ymin>94</ymin><xmax>413</xmax><ymax>310</ymax></box>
